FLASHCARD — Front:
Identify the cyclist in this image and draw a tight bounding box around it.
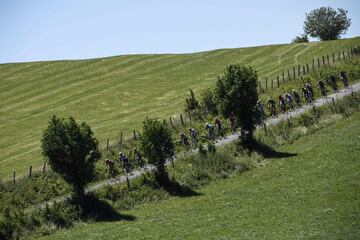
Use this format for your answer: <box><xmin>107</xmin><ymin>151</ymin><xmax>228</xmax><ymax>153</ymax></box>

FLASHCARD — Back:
<box><xmin>188</xmin><ymin>128</ymin><xmax>198</xmax><ymax>147</ymax></box>
<box><xmin>256</xmin><ymin>101</ymin><xmax>266</xmax><ymax>122</ymax></box>
<box><xmin>339</xmin><ymin>70</ymin><xmax>349</xmax><ymax>88</ymax></box>
<box><xmin>278</xmin><ymin>95</ymin><xmax>286</xmax><ymax>113</ymax></box>
<box><xmin>267</xmin><ymin>98</ymin><xmax>276</xmax><ymax>117</ymax></box>
<box><xmin>305</xmin><ymin>83</ymin><xmax>314</xmax><ymax>102</ymax></box>
<box><xmin>327</xmin><ymin>75</ymin><xmax>338</xmax><ymax>93</ymax></box>
<box><xmin>318</xmin><ymin>80</ymin><xmax>327</xmax><ymax>98</ymax></box>
<box><xmin>119</xmin><ymin>152</ymin><xmax>132</xmax><ymax>175</ymax></box>
<box><xmin>214</xmin><ymin>118</ymin><xmax>224</xmax><ymax>139</ymax></box>
<box><xmin>134</xmin><ymin>148</ymin><xmax>145</xmax><ymax>170</ymax></box>
<box><xmin>105</xmin><ymin>159</ymin><xmax>116</xmax><ymax>178</ymax></box>
<box><xmin>285</xmin><ymin>93</ymin><xmax>294</xmax><ymax>111</ymax></box>
<box><xmin>205</xmin><ymin>123</ymin><xmax>215</xmax><ymax>143</ymax></box>
<box><xmin>180</xmin><ymin>133</ymin><xmax>190</xmax><ymax>151</ymax></box>
<box><xmin>292</xmin><ymin>89</ymin><xmax>301</xmax><ymax>108</ymax></box>
<box><xmin>301</xmin><ymin>86</ymin><xmax>311</xmax><ymax>103</ymax></box>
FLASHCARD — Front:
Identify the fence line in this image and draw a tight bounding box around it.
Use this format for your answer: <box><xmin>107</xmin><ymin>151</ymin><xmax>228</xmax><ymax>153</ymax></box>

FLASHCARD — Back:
<box><xmin>8</xmin><ymin>45</ymin><xmax>360</xmax><ymax>183</ymax></box>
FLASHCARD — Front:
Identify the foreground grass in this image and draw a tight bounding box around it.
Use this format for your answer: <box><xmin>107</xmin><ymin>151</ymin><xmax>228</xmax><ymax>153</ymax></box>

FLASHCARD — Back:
<box><xmin>1</xmin><ymin>37</ymin><xmax>359</xmax><ymax>178</ymax></box>
<box><xmin>37</xmin><ymin>112</ymin><xmax>360</xmax><ymax>240</ymax></box>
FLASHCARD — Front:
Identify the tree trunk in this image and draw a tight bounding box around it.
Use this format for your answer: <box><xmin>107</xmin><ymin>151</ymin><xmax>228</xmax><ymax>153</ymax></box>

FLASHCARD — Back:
<box><xmin>73</xmin><ymin>184</ymin><xmax>85</xmax><ymax>205</ymax></box>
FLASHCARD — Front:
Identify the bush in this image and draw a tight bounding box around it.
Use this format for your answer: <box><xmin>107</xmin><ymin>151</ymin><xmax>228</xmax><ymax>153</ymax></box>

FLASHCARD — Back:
<box><xmin>292</xmin><ymin>34</ymin><xmax>309</xmax><ymax>43</ymax></box>
<box><xmin>40</xmin><ymin>201</ymin><xmax>79</xmax><ymax>229</ymax></box>
<box><xmin>200</xmin><ymin>88</ymin><xmax>218</xmax><ymax>115</ymax></box>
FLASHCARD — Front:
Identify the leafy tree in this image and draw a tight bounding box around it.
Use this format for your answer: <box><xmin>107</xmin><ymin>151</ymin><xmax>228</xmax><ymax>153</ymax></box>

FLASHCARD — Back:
<box><xmin>41</xmin><ymin>116</ymin><xmax>101</xmax><ymax>203</ymax></box>
<box><xmin>200</xmin><ymin>88</ymin><xmax>218</xmax><ymax>115</ymax></box>
<box><xmin>184</xmin><ymin>89</ymin><xmax>200</xmax><ymax>112</ymax></box>
<box><xmin>215</xmin><ymin>65</ymin><xmax>259</xmax><ymax>144</ymax></box>
<box><xmin>304</xmin><ymin>7</ymin><xmax>351</xmax><ymax>41</ymax></box>
<box><xmin>292</xmin><ymin>34</ymin><xmax>309</xmax><ymax>43</ymax></box>
<box><xmin>140</xmin><ymin>118</ymin><xmax>174</xmax><ymax>184</ymax></box>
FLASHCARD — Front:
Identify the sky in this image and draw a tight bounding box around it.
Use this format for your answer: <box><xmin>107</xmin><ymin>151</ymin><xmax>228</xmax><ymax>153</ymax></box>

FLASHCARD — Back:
<box><xmin>0</xmin><ymin>0</ymin><xmax>359</xmax><ymax>64</ymax></box>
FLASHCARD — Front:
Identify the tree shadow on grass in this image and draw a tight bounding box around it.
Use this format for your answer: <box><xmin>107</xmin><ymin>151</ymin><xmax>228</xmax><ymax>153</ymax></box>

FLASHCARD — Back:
<box><xmin>240</xmin><ymin>140</ymin><xmax>298</xmax><ymax>159</ymax></box>
<box><xmin>81</xmin><ymin>194</ymin><xmax>136</xmax><ymax>222</ymax></box>
<box><xmin>253</xmin><ymin>141</ymin><xmax>297</xmax><ymax>158</ymax></box>
<box><xmin>162</xmin><ymin>179</ymin><xmax>203</xmax><ymax>198</ymax></box>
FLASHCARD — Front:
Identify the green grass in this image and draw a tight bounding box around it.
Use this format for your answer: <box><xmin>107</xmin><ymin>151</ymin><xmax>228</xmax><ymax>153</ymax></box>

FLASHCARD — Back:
<box><xmin>1</xmin><ymin>37</ymin><xmax>360</xmax><ymax>178</ymax></box>
<box><xmin>36</xmin><ymin>111</ymin><xmax>360</xmax><ymax>240</ymax></box>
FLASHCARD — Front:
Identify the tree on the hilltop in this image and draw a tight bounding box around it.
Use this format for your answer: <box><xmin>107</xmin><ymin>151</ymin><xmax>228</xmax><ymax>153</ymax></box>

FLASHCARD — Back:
<box><xmin>215</xmin><ymin>64</ymin><xmax>260</xmax><ymax>145</ymax></box>
<box><xmin>140</xmin><ymin>118</ymin><xmax>174</xmax><ymax>185</ymax></box>
<box><xmin>41</xmin><ymin>116</ymin><xmax>101</xmax><ymax>204</ymax></box>
<box><xmin>304</xmin><ymin>7</ymin><xmax>351</xmax><ymax>41</ymax></box>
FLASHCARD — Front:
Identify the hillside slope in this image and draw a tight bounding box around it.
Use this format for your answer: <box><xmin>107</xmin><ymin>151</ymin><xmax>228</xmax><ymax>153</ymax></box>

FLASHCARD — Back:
<box><xmin>0</xmin><ymin>37</ymin><xmax>359</xmax><ymax>178</ymax></box>
<box><xmin>37</xmin><ymin>111</ymin><xmax>360</xmax><ymax>240</ymax></box>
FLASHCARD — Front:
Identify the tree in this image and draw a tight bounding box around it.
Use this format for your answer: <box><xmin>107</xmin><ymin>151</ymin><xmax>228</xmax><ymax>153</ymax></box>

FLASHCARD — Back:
<box><xmin>41</xmin><ymin>116</ymin><xmax>101</xmax><ymax>203</ymax></box>
<box><xmin>292</xmin><ymin>34</ymin><xmax>309</xmax><ymax>44</ymax></box>
<box><xmin>215</xmin><ymin>64</ymin><xmax>260</xmax><ymax>144</ymax></box>
<box><xmin>200</xmin><ymin>88</ymin><xmax>218</xmax><ymax>115</ymax></box>
<box><xmin>184</xmin><ymin>89</ymin><xmax>200</xmax><ymax>112</ymax></box>
<box><xmin>304</xmin><ymin>7</ymin><xmax>351</xmax><ymax>41</ymax></box>
<box><xmin>140</xmin><ymin>118</ymin><xmax>174</xmax><ymax>185</ymax></box>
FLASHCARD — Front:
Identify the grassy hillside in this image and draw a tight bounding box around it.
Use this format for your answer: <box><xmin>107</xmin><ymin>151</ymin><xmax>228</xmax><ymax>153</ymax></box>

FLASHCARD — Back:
<box><xmin>37</xmin><ymin>111</ymin><xmax>360</xmax><ymax>240</ymax></box>
<box><xmin>1</xmin><ymin>37</ymin><xmax>360</xmax><ymax>178</ymax></box>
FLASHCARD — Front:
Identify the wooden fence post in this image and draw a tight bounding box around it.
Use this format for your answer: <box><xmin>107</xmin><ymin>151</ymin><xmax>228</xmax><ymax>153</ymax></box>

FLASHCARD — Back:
<box><xmin>287</xmin><ymin>70</ymin><xmax>291</xmax><ymax>81</ymax></box>
<box><xmin>282</xmin><ymin>72</ymin><xmax>285</xmax><ymax>83</ymax></box>
<box><xmin>106</xmin><ymin>139</ymin><xmax>109</xmax><ymax>150</ymax></box>
<box><xmin>347</xmin><ymin>50</ymin><xmax>351</xmax><ymax>59</ymax></box>
<box><xmin>42</xmin><ymin>161</ymin><xmax>46</xmax><ymax>175</ymax></box>
<box><xmin>298</xmin><ymin>65</ymin><xmax>301</xmax><ymax>76</ymax></box>
<box><xmin>133</xmin><ymin>130</ymin><xmax>137</xmax><ymax>140</ymax></box>
<box><xmin>338</xmin><ymin>52</ymin><xmax>341</xmax><ymax>61</ymax></box>
<box><xmin>126</xmin><ymin>176</ymin><xmax>130</xmax><ymax>189</ymax></box>
<box><xmin>120</xmin><ymin>132</ymin><xmax>123</xmax><ymax>145</ymax></box>
<box><xmin>342</xmin><ymin>52</ymin><xmax>346</xmax><ymax>60</ymax></box>
<box><xmin>306</xmin><ymin>62</ymin><xmax>309</xmax><ymax>74</ymax></box>
<box><xmin>302</xmin><ymin>65</ymin><xmax>306</xmax><ymax>75</ymax></box>
<box><xmin>180</xmin><ymin>114</ymin><xmax>184</xmax><ymax>126</ymax></box>
<box><xmin>263</xmin><ymin>123</ymin><xmax>267</xmax><ymax>135</ymax></box>
<box><xmin>332</xmin><ymin>52</ymin><xmax>335</xmax><ymax>63</ymax></box>
<box><xmin>322</xmin><ymin>55</ymin><xmax>325</xmax><ymax>65</ymax></box>
<box><xmin>265</xmin><ymin>77</ymin><xmax>268</xmax><ymax>91</ymax></box>
<box><xmin>188</xmin><ymin>111</ymin><xmax>192</xmax><ymax>124</ymax></box>
<box><xmin>271</xmin><ymin>79</ymin><xmax>274</xmax><ymax>89</ymax></box>
<box><xmin>169</xmin><ymin>117</ymin><xmax>174</xmax><ymax>127</ymax></box>
<box><xmin>293</xmin><ymin>67</ymin><xmax>296</xmax><ymax>79</ymax></box>
<box><xmin>312</xmin><ymin>58</ymin><xmax>315</xmax><ymax>70</ymax></box>
<box><xmin>327</xmin><ymin>55</ymin><xmax>330</xmax><ymax>65</ymax></box>
<box><xmin>29</xmin><ymin>165</ymin><xmax>32</xmax><ymax>178</ymax></box>
<box><xmin>13</xmin><ymin>171</ymin><xmax>16</xmax><ymax>184</ymax></box>
<box><xmin>317</xmin><ymin>58</ymin><xmax>320</xmax><ymax>68</ymax></box>
<box><xmin>277</xmin><ymin>76</ymin><xmax>280</xmax><ymax>87</ymax></box>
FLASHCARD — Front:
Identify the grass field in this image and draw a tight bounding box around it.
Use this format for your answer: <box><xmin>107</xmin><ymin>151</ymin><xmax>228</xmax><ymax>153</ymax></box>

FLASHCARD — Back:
<box><xmin>36</xmin><ymin>111</ymin><xmax>360</xmax><ymax>240</ymax></box>
<box><xmin>1</xmin><ymin>37</ymin><xmax>360</xmax><ymax>178</ymax></box>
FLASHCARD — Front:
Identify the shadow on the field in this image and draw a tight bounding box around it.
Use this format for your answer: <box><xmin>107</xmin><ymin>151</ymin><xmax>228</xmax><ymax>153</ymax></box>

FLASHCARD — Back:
<box><xmin>252</xmin><ymin>141</ymin><xmax>297</xmax><ymax>159</ymax></box>
<box><xmin>161</xmin><ymin>178</ymin><xmax>202</xmax><ymax>198</ymax></box>
<box><xmin>82</xmin><ymin>194</ymin><xmax>136</xmax><ymax>222</ymax></box>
